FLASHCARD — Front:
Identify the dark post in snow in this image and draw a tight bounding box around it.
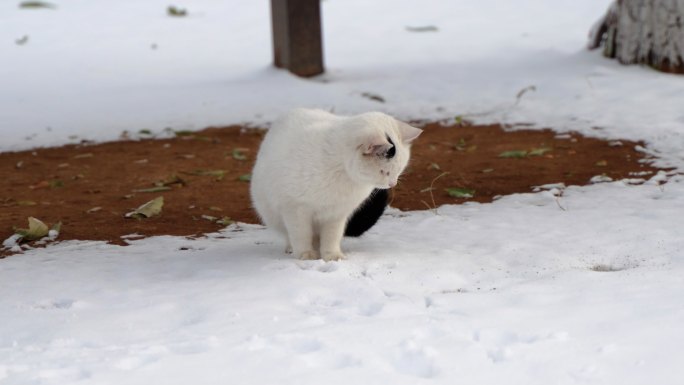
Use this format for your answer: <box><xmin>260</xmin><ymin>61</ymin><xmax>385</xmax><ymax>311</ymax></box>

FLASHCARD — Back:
<box><xmin>588</xmin><ymin>0</ymin><xmax>684</xmax><ymax>74</ymax></box>
<box><xmin>270</xmin><ymin>0</ymin><xmax>324</xmax><ymax>77</ymax></box>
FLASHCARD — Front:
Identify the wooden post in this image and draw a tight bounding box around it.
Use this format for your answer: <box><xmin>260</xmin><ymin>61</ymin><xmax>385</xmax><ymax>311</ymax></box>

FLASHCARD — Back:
<box><xmin>270</xmin><ymin>0</ymin><xmax>324</xmax><ymax>77</ymax></box>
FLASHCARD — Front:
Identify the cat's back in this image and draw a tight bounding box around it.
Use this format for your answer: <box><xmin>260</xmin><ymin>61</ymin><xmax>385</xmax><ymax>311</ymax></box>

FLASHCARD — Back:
<box><xmin>268</xmin><ymin>108</ymin><xmax>339</xmax><ymax>137</ymax></box>
<box><xmin>252</xmin><ymin>109</ymin><xmax>341</xmax><ymax>193</ymax></box>
<box><xmin>255</xmin><ymin>108</ymin><xmax>342</xmax><ymax>170</ymax></box>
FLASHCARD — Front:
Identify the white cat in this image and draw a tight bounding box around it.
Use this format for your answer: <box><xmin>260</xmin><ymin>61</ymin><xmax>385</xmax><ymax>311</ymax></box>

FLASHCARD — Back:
<box><xmin>250</xmin><ymin>108</ymin><xmax>422</xmax><ymax>261</ymax></box>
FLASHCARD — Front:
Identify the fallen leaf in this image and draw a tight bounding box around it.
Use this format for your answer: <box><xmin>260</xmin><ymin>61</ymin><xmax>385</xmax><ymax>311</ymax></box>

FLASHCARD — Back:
<box><xmin>174</xmin><ymin>130</ymin><xmax>194</xmax><ymax>137</ymax></box>
<box><xmin>405</xmin><ymin>25</ymin><xmax>439</xmax><ymax>32</ymax></box>
<box><xmin>428</xmin><ymin>163</ymin><xmax>441</xmax><ymax>171</ymax></box>
<box><xmin>596</xmin><ymin>160</ymin><xmax>608</xmax><ymax>167</ymax></box>
<box><xmin>125</xmin><ymin>196</ymin><xmax>164</xmax><ymax>219</ymax></box>
<box><xmin>445</xmin><ymin>187</ymin><xmax>476</xmax><ymax>199</ymax></box>
<box><xmin>73</xmin><ymin>153</ymin><xmax>94</xmax><ymax>159</ymax></box>
<box><xmin>498</xmin><ymin>150</ymin><xmax>528</xmax><ymax>159</ymax></box>
<box><xmin>528</xmin><ymin>147</ymin><xmax>552</xmax><ymax>156</ymax></box>
<box><xmin>185</xmin><ymin>169</ymin><xmax>226</xmax><ymax>180</ymax></box>
<box><xmin>15</xmin><ymin>35</ymin><xmax>29</xmax><ymax>45</ymax></box>
<box><xmin>167</xmin><ymin>5</ymin><xmax>187</xmax><ymax>17</ymax></box>
<box><xmin>201</xmin><ymin>214</ymin><xmax>218</xmax><ymax>222</ymax></box>
<box><xmin>481</xmin><ymin>168</ymin><xmax>495</xmax><ymax>173</ymax></box>
<box><xmin>238</xmin><ymin>173</ymin><xmax>252</xmax><ymax>182</ymax></box>
<box><xmin>232</xmin><ymin>149</ymin><xmax>247</xmax><ymax>161</ymax></box>
<box><xmin>18</xmin><ymin>200</ymin><xmax>37</xmax><ymax>206</ymax></box>
<box><xmin>361</xmin><ymin>92</ymin><xmax>385</xmax><ymax>103</ymax></box>
<box><xmin>155</xmin><ymin>175</ymin><xmax>186</xmax><ymax>187</ymax></box>
<box><xmin>50</xmin><ymin>221</ymin><xmax>61</xmax><ymax>234</ymax></box>
<box><xmin>217</xmin><ymin>217</ymin><xmax>234</xmax><ymax>226</ymax></box>
<box><xmin>86</xmin><ymin>207</ymin><xmax>102</xmax><ymax>213</ymax></box>
<box><xmin>209</xmin><ymin>206</ymin><xmax>223</xmax><ymax>212</ymax></box>
<box><xmin>19</xmin><ymin>1</ymin><xmax>56</xmax><ymax>9</ymax></box>
<box><xmin>49</xmin><ymin>180</ymin><xmax>64</xmax><ymax>188</ymax></box>
<box><xmin>133</xmin><ymin>186</ymin><xmax>172</xmax><ymax>193</ymax></box>
<box><xmin>15</xmin><ymin>217</ymin><xmax>49</xmax><ymax>241</ymax></box>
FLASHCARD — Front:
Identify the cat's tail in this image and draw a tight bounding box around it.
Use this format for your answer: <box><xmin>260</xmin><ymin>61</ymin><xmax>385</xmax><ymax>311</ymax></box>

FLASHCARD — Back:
<box><xmin>344</xmin><ymin>189</ymin><xmax>389</xmax><ymax>237</ymax></box>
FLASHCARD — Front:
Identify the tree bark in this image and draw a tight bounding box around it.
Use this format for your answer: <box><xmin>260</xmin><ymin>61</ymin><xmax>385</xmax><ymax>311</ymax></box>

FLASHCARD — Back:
<box><xmin>589</xmin><ymin>0</ymin><xmax>684</xmax><ymax>74</ymax></box>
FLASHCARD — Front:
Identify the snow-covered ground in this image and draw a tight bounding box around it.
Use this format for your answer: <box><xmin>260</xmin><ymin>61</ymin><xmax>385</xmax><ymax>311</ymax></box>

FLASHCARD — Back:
<box><xmin>1</xmin><ymin>1</ymin><xmax>684</xmax><ymax>384</ymax></box>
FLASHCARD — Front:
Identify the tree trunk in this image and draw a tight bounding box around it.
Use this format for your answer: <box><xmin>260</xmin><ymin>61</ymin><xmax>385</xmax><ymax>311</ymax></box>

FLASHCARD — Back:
<box><xmin>588</xmin><ymin>0</ymin><xmax>684</xmax><ymax>74</ymax></box>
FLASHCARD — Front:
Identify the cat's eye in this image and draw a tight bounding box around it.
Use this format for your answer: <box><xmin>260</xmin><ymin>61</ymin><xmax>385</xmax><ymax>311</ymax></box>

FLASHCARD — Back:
<box><xmin>385</xmin><ymin>135</ymin><xmax>396</xmax><ymax>159</ymax></box>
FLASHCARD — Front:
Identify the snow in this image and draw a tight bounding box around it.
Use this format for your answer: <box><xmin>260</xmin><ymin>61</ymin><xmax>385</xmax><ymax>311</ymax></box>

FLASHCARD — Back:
<box><xmin>1</xmin><ymin>0</ymin><xmax>684</xmax><ymax>384</ymax></box>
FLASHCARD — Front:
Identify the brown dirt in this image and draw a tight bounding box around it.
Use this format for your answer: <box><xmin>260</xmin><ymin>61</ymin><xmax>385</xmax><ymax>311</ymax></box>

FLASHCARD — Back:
<box><xmin>0</xmin><ymin>122</ymin><xmax>660</xmax><ymax>256</ymax></box>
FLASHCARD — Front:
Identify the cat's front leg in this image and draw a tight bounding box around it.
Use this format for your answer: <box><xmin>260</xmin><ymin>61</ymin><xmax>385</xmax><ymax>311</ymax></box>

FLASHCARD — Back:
<box><xmin>319</xmin><ymin>218</ymin><xmax>347</xmax><ymax>261</ymax></box>
<box><xmin>282</xmin><ymin>208</ymin><xmax>319</xmax><ymax>260</ymax></box>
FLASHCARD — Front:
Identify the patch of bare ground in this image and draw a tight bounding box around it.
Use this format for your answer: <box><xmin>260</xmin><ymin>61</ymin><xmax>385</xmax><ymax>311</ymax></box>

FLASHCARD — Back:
<box><xmin>0</xmin><ymin>122</ymin><xmax>661</xmax><ymax>256</ymax></box>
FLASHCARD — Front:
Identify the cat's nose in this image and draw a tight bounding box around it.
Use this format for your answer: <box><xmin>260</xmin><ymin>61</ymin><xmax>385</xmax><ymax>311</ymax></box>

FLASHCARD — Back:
<box><xmin>388</xmin><ymin>180</ymin><xmax>397</xmax><ymax>188</ymax></box>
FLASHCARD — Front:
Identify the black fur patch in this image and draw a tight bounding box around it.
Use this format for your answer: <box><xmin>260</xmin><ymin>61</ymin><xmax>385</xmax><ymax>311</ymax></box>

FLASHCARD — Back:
<box><xmin>344</xmin><ymin>189</ymin><xmax>389</xmax><ymax>237</ymax></box>
<box><xmin>385</xmin><ymin>135</ymin><xmax>396</xmax><ymax>159</ymax></box>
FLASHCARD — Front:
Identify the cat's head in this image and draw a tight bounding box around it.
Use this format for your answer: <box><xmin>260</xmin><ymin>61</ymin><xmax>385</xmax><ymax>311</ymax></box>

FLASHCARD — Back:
<box><xmin>348</xmin><ymin>112</ymin><xmax>422</xmax><ymax>189</ymax></box>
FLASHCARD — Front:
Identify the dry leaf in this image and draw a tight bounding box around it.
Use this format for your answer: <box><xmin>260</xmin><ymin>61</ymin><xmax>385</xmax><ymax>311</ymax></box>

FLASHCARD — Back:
<box><xmin>406</xmin><ymin>25</ymin><xmax>439</xmax><ymax>32</ymax></box>
<box><xmin>125</xmin><ymin>196</ymin><xmax>164</xmax><ymax>219</ymax></box>
<box><xmin>167</xmin><ymin>5</ymin><xmax>187</xmax><ymax>17</ymax></box>
<box><xmin>445</xmin><ymin>187</ymin><xmax>476</xmax><ymax>199</ymax></box>
<box><xmin>133</xmin><ymin>186</ymin><xmax>172</xmax><ymax>193</ymax></box>
<box><xmin>15</xmin><ymin>217</ymin><xmax>49</xmax><ymax>241</ymax></box>
<box><xmin>499</xmin><ymin>150</ymin><xmax>528</xmax><ymax>159</ymax></box>
<box><xmin>231</xmin><ymin>149</ymin><xmax>247</xmax><ymax>161</ymax></box>
<box><xmin>19</xmin><ymin>1</ymin><xmax>56</xmax><ymax>9</ymax></box>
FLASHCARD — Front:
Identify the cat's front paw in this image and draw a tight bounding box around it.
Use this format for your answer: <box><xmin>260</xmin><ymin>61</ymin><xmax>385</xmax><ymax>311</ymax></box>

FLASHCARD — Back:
<box><xmin>298</xmin><ymin>250</ymin><xmax>320</xmax><ymax>260</ymax></box>
<box><xmin>322</xmin><ymin>252</ymin><xmax>346</xmax><ymax>262</ymax></box>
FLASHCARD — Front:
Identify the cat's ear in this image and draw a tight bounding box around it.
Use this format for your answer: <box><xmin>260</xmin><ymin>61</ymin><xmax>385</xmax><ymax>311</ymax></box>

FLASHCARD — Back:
<box><xmin>397</xmin><ymin>121</ymin><xmax>422</xmax><ymax>144</ymax></box>
<box><xmin>361</xmin><ymin>134</ymin><xmax>392</xmax><ymax>156</ymax></box>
